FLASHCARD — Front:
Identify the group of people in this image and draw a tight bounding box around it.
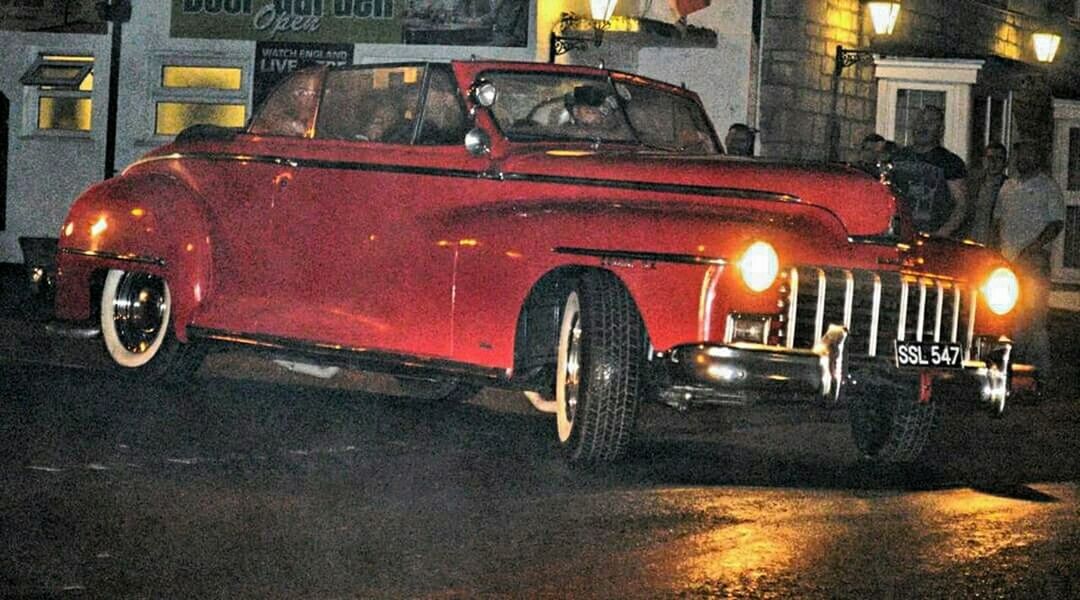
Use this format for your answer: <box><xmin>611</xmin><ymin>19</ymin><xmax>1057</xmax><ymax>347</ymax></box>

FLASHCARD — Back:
<box><xmin>858</xmin><ymin>106</ymin><xmax>1066</xmax><ymax>386</ymax></box>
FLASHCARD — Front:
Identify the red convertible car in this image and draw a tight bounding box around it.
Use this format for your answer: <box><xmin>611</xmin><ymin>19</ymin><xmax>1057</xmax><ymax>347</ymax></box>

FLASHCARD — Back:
<box><xmin>53</xmin><ymin>60</ymin><xmax>1024</xmax><ymax>464</ymax></box>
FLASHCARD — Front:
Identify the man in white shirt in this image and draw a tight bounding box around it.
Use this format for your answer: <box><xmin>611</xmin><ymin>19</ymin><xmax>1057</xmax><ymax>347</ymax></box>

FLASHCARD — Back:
<box><xmin>993</xmin><ymin>140</ymin><xmax>1066</xmax><ymax>384</ymax></box>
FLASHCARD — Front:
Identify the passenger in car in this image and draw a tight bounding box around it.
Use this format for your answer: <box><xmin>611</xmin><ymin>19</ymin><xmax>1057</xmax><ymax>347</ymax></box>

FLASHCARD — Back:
<box><xmin>357</xmin><ymin>102</ymin><xmax>403</xmax><ymax>142</ymax></box>
<box><xmin>249</xmin><ymin>68</ymin><xmax>323</xmax><ymax>138</ymax></box>
<box><xmin>560</xmin><ymin>85</ymin><xmax>617</xmax><ymax>128</ymax></box>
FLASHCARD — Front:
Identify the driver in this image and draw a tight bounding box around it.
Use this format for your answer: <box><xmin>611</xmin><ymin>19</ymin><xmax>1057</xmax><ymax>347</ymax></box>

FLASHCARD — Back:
<box><xmin>559</xmin><ymin>85</ymin><xmax>618</xmax><ymax>128</ymax></box>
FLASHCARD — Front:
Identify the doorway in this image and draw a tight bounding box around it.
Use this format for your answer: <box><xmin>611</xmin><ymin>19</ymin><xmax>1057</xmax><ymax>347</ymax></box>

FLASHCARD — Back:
<box><xmin>1</xmin><ymin>91</ymin><xmax>8</xmax><ymax>231</ymax></box>
<box><xmin>1051</xmin><ymin>99</ymin><xmax>1080</xmax><ymax>286</ymax></box>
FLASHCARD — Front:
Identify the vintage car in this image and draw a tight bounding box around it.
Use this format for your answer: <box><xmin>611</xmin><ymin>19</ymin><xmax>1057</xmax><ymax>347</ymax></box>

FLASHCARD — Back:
<box><xmin>52</xmin><ymin>60</ymin><xmax>1026</xmax><ymax>464</ymax></box>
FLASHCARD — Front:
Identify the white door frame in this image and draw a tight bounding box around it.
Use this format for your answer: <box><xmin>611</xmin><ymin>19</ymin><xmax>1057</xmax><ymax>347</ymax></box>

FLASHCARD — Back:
<box><xmin>873</xmin><ymin>57</ymin><xmax>984</xmax><ymax>162</ymax></box>
<box><xmin>1051</xmin><ymin>99</ymin><xmax>1080</xmax><ymax>285</ymax></box>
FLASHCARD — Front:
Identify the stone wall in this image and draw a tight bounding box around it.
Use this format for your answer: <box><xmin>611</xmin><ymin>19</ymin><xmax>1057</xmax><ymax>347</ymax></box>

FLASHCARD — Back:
<box><xmin>758</xmin><ymin>0</ymin><xmax>871</xmax><ymax>161</ymax></box>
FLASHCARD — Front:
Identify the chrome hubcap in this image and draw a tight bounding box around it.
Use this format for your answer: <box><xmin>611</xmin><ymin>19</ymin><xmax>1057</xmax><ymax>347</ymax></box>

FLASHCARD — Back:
<box><xmin>562</xmin><ymin>312</ymin><xmax>582</xmax><ymax>426</ymax></box>
<box><xmin>112</xmin><ymin>272</ymin><xmax>167</xmax><ymax>354</ymax></box>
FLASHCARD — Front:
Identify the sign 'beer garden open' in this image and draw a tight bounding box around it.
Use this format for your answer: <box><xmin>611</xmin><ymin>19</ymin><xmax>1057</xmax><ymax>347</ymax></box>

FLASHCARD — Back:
<box><xmin>174</xmin><ymin>0</ymin><xmax>397</xmax><ymax>42</ymax></box>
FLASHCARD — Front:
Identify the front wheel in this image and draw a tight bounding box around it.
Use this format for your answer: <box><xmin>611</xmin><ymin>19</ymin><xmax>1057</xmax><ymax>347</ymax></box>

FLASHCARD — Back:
<box><xmin>849</xmin><ymin>381</ymin><xmax>936</xmax><ymax>463</ymax></box>
<box><xmin>100</xmin><ymin>269</ymin><xmax>202</xmax><ymax>382</ymax></box>
<box><xmin>555</xmin><ymin>271</ymin><xmax>647</xmax><ymax>463</ymax></box>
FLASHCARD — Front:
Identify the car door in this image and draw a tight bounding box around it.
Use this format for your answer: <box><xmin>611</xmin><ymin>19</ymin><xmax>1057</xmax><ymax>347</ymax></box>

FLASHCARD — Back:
<box><xmin>189</xmin><ymin>68</ymin><xmax>321</xmax><ymax>334</ymax></box>
<box><xmin>267</xmin><ymin>64</ymin><xmax>490</xmax><ymax>359</ymax></box>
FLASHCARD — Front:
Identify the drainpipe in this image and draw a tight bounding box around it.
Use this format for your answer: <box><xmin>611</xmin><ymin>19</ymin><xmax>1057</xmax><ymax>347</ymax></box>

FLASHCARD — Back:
<box><xmin>97</xmin><ymin>0</ymin><xmax>131</xmax><ymax>180</ymax></box>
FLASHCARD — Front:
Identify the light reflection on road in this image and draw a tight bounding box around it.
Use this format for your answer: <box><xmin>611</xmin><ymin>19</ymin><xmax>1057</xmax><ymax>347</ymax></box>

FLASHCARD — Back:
<box><xmin>624</xmin><ymin>485</ymin><xmax>1076</xmax><ymax>598</ymax></box>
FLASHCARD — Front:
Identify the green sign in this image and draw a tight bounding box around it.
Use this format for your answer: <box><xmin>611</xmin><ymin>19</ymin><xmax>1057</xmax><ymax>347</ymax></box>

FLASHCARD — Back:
<box><xmin>171</xmin><ymin>0</ymin><xmax>402</xmax><ymax>44</ymax></box>
<box><xmin>0</xmin><ymin>0</ymin><xmax>106</xmax><ymax>34</ymax></box>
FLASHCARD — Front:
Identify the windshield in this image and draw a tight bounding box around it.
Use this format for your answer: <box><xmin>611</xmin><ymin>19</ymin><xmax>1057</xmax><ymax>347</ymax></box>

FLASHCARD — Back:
<box><xmin>483</xmin><ymin>71</ymin><xmax>720</xmax><ymax>155</ymax></box>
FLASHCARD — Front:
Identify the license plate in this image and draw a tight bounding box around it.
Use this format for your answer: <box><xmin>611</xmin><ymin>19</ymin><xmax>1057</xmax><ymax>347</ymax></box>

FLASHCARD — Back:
<box><xmin>894</xmin><ymin>341</ymin><xmax>963</xmax><ymax>369</ymax></box>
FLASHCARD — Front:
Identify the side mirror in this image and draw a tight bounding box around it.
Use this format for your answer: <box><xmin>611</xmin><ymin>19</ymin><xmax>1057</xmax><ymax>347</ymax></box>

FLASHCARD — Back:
<box><xmin>469</xmin><ymin>79</ymin><xmax>497</xmax><ymax>108</ymax></box>
<box><xmin>465</xmin><ymin>127</ymin><xmax>491</xmax><ymax>157</ymax></box>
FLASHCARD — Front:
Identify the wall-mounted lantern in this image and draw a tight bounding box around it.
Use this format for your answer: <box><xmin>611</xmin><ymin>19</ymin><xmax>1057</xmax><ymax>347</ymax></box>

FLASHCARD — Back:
<box><xmin>835</xmin><ymin>2</ymin><xmax>900</xmax><ymax>74</ymax></box>
<box><xmin>829</xmin><ymin>1</ymin><xmax>900</xmax><ymax>161</ymax></box>
<box><xmin>1033</xmin><ymin>32</ymin><xmax>1062</xmax><ymax>63</ymax></box>
<box><xmin>549</xmin><ymin>0</ymin><xmax>619</xmax><ymax>61</ymax></box>
<box><xmin>866</xmin><ymin>2</ymin><xmax>901</xmax><ymax>36</ymax></box>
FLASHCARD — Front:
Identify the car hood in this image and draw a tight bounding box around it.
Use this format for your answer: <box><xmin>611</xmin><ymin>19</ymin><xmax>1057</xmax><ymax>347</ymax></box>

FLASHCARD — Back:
<box><xmin>496</xmin><ymin>150</ymin><xmax>901</xmax><ymax>237</ymax></box>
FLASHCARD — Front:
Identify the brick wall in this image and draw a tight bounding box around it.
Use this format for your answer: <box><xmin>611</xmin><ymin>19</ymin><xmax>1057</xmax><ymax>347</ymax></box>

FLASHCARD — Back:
<box><xmin>758</xmin><ymin>0</ymin><xmax>871</xmax><ymax>161</ymax></box>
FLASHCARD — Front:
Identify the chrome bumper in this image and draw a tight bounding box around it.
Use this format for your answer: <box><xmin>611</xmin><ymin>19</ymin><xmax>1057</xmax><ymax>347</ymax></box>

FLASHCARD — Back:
<box><xmin>653</xmin><ymin>327</ymin><xmax>1015</xmax><ymax>416</ymax></box>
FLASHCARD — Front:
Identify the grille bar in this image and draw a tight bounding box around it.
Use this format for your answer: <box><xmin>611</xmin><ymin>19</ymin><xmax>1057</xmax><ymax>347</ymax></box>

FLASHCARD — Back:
<box><xmin>782</xmin><ymin>266</ymin><xmax>976</xmax><ymax>358</ymax></box>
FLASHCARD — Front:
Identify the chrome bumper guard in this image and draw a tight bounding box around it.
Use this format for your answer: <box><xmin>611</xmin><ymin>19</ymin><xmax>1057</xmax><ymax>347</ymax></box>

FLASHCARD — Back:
<box><xmin>653</xmin><ymin>327</ymin><xmax>1014</xmax><ymax>416</ymax></box>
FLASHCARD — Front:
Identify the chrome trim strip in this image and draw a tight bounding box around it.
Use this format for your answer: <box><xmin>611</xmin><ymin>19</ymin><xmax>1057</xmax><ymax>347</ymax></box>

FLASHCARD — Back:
<box><xmin>699</xmin><ymin>264</ymin><xmax>723</xmax><ymax>340</ymax></box>
<box><xmin>933</xmin><ymin>280</ymin><xmax>944</xmax><ymax>342</ymax></box>
<box><xmin>138</xmin><ymin>151</ymin><xmax>805</xmax><ymax>205</ymax></box>
<box><xmin>786</xmin><ymin>267</ymin><xmax>798</xmax><ymax>349</ymax></box>
<box><xmin>813</xmin><ymin>268</ymin><xmax>826</xmax><ymax>343</ymax></box>
<box><xmin>504</xmin><ymin>172</ymin><xmax>802</xmax><ymax>203</ymax></box>
<box><xmin>136</xmin><ymin>151</ymin><xmax>479</xmax><ymax>180</ymax></box>
<box><xmin>842</xmin><ymin>269</ymin><xmax>854</xmax><ymax>330</ymax></box>
<box><xmin>869</xmin><ymin>273</ymin><xmax>882</xmax><ymax>357</ymax></box>
<box><xmin>554</xmin><ymin>246</ymin><xmax>727</xmax><ymax>266</ymax></box>
<box><xmin>966</xmin><ymin>289</ymin><xmax>978</xmax><ymax>361</ymax></box>
<box><xmin>59</xmin><ymin>247</ymin><xmax>167</xmax><ymax>267</ymax></box>
<box><xmin>898</xmin><ymin>278</ymin><xmax>909</xmax><ymax>342</ymax></box>
<box><xmin>186</xmin><ymin>327</ymin><xmax>507</xmax><ymax>381</ymax></box>
<box><xmin>951</xmin><ymin>284</ymin><xmax>962</xmax><ymax>343</ymax></box>
<box><xmin>916</xmin><ymin>279</ymin><xmax>927</xmax><ymax>342</ymax></box>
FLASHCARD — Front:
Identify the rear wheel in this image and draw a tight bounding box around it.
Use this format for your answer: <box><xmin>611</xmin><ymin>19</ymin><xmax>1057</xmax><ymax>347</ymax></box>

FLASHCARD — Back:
<box><xmin>849</xmin><ymin>381</ymin><xmax>936</xmax><ymax>463</ymax></box>
<box><xmin>100</xmin><ymin>269</ymin><xmax>202</xmax><ymax>382</ymax></box>
<box><xmin>555</xmin><ymin>271</ymin><xmax>646</xmax><ymax>463</ymax></box>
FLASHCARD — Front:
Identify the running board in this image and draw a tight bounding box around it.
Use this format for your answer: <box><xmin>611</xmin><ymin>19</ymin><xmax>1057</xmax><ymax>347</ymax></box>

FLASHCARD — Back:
<box><xmin>45</xmin><ymin>320</ymin><xmax>101</xmax><ymax>340</ymax></box>
<box><xmin>186</xmin><ymin>326</ymin><xmax>508</xmax><ymax>384</ymax></box>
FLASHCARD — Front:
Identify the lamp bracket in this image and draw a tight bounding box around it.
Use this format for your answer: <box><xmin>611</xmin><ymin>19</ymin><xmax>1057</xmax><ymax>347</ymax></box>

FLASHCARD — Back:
<box><xmin>834</xmin><ymin>45</ymin><xmax>876</xmax><ymax>74</ymax></box>
<box><xmin>550</xmin><ymin>12</ymin><xmax>608</xmax><ymax>57</ymax></box>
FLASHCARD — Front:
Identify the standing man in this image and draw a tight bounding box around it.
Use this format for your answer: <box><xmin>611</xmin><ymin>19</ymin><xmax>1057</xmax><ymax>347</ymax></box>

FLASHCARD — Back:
<box><xmin>855</xmin><ymin>133</ymin><xmax>887</xmax><ymax>175</ymax></box>
<box><xmin>993</xmin><ymin>140</ymin><xmax>1066</xmax><ymax>384</ymax></box>
<box><xmin>966</xmin><ymin>142</ymin><xmax>1008</xmax><ymax>245</ymax></box>
<box><xmin>724</xmin><ymin>123</ymin><xmax>757</xmax><ymax>157</ymax></box>
<box><xmin>890</xmin><ymin>106</ymin><xmax>969</xmax><ymax>237</ymax></box>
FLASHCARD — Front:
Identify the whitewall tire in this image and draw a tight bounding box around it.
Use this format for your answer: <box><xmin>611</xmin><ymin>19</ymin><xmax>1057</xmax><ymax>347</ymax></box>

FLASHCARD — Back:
<box><xmin>100</xmin><ymin>269</ymin><xmax>173</xmax><ymax>368</ymax></box>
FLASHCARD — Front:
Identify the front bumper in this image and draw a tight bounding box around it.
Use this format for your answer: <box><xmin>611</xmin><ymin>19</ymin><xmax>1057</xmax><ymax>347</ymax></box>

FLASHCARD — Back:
<box><xmin>653</xmin><ymin>327</ymin><xmax>1017</xmax><ymax>416</ymax></box>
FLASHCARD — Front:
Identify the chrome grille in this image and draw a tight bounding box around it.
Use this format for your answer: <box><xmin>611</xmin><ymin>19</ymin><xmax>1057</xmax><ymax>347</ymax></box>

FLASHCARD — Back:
<box><xmin>781</xmin><ymin>267</ymin><xmax>977</xmax><ymax>358</ymax></box>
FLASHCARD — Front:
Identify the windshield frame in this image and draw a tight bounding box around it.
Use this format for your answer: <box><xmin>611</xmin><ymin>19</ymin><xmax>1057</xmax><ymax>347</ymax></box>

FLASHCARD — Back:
<box><xmin>478</xmin><ymin>68</ymin><xmax>722</xmax><ymax>155</ymax></box>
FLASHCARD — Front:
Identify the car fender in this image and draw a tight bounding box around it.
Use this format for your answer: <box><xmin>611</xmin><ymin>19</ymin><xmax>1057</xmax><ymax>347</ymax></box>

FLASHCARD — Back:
<box><xmin>56</xmin><ymin>172</ymin><xmax>213</xmax><ymax>340</ymax></box>
<box><xmin>443</xmin><ymin>194</ymin><xmax>853</xmax><ymax>366</ymax></box>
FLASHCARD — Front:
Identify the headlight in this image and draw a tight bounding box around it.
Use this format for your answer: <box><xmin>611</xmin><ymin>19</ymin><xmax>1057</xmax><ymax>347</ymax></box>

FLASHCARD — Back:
<box><xmin>981</xmin><ymin>267</ymin><xmax>1019</xmax><ymax>315</ymax></box>
<box><xmin>737</xmin><ymin>241</ymin><xmax>779</xmax><ymax>293</ymax></box>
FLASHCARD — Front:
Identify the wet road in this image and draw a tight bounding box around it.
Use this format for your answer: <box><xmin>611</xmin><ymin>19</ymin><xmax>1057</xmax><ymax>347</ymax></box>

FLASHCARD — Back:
<box><xmin>1</xmin><ymin>348</ymin><xmax>1079</xmax><ymax>598</ymax></box>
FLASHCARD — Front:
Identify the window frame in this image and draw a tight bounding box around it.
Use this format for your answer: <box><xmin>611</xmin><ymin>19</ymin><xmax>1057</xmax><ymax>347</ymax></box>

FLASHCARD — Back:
<box><xmin>1051</xmin><ymin>99</ymin><xmax>1080</xmax><ymax>285</ymax></box>
<box><xmin>20</xmin><ymin>51</ymin><xmax>95</xmax><ymax>137</ymax></box>
<box><xmin>147</xmin><ymin>53</ymin><xmax>250</xmax><ymax>141</ymax></box>
<box><xmin>873</xmin><ymin>57</ymin><xmax>985</xmax><ymax>163</ymax></box>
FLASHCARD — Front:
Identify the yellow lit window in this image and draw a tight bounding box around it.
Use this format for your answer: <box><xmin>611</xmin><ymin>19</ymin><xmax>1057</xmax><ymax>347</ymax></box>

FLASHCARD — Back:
<box><xmin>22</xmin><ymin>54</ymin><xmax>94</xmax><ymax>133</ymax></box>
<box><xmin>162</xmin><ymin>66</ymin><xmax>242</xmax><ymax>90</ymax></box>
<box><xmin>155</xmin><ymin>102</ymin><xmax>246</xmax><ymax>136</ymax></box>
<box><xmin>38</xmin><ymin>97</ymin><xmax>92</xmax><ymax>131</ymax></box>
<box><xmin>154</xmin><ymin>60</ymin><xmax>247</xmax><ymax>137</ymax></box>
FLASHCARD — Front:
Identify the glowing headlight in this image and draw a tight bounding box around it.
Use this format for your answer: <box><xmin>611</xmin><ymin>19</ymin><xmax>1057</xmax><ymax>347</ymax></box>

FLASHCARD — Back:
<box><xmin>737</xmin><ymin>241</ymin><xmax>779</xmax><ymax>293</ymax></box>
<box><xmin>981</xmin><ymin>267</ymin><xmax>1019</xmax><ymax>315</ymax></box>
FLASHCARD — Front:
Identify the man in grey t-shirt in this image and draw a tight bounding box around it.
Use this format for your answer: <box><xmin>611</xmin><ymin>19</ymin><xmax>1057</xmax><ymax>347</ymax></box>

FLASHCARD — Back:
<box><xmin>993</xmin><ymin>141</ymin><xmax>1066</xmax><ymax>383</ymax></box>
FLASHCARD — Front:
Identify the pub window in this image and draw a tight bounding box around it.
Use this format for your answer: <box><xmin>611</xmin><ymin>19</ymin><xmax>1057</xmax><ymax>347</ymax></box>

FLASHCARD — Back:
<box><xmin>1064</xmin><ymin>128</ymin><xmax>1080</xmax><ymax>270</ymax></box>
<box><xmin>892</xmin><ymin>89</ymin><xmax>946</xmax><ymax>147</ymax></box>
<box><xmin>152</xmin><ymin>60</ymin><xmax>247</xmax><ymax>137</ymax></box>
<box><xmin>20</xmin><ymin>54</ymin><xmax>94</xmax><ymax>132</ymax></box>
